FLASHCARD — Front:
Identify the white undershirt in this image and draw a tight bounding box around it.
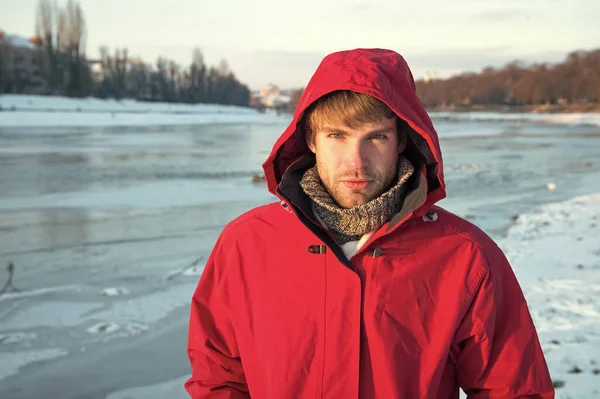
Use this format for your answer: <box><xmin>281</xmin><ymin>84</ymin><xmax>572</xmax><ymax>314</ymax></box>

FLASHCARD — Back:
<box><xmin>340</xmin><ymin>231</ymin><xmax>375</xmax><ymax>259</ymax></box>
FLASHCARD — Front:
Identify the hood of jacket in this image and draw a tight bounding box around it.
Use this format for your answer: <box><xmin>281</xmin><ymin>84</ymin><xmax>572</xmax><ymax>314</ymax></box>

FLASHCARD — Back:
<box><xmin>261</xmin><ymin>48</ymin><xmax>446</xmax><ymax>216</ymax></box>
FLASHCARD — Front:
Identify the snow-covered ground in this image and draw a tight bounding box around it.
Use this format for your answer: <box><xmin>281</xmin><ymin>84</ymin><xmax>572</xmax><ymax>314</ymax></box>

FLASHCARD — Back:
<box><xmin>2</xmin><ymin>94</ymin><xmax>600</xmax><ymax>129</ymax></box>
<box><xmin>499</xmin><ymin>194</ymin><xmax>600</xmax><ymax>398</ymax></box>
<box><xmin>0</xmin><ymin>94</ymin><xmax>259</xmax><ymax>114</ymax></box>
<box><xmin>0</xmin><ymin>94</ymin><xmax>283</xmax><ymax>127</ymax></box>
<box><xmin>429</xmin><ymin>110</ymin><xmax>600</xmax><ymax>129</ymax></box>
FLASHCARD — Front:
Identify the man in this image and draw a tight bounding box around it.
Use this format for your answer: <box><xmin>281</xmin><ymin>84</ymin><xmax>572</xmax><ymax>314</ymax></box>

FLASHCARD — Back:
<box><xmin>186</xmin><ymin>48</ymin><xmax>554</xmax><ymax>398</ymax></box>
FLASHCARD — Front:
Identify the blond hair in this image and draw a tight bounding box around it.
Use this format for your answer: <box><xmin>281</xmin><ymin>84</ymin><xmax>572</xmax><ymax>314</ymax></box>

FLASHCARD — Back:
<box><xmin>303</xmin><ymin>91</ymin><xmax>396</xmax><ymax>142</ymax></box>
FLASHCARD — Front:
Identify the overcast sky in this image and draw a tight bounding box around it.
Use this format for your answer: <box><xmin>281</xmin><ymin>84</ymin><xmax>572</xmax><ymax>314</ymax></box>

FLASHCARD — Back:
<box><xmin>1</xmin><ymin>0</ymin><xmax>598</xmax><ymax>90</ymax></box>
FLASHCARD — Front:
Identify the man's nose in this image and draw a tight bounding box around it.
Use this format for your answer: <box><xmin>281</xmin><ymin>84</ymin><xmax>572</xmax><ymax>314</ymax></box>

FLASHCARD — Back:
<box><xmin>345</xmin><ymin>141</ymin><xmax>369</xmax><ymax>170</ymax></box>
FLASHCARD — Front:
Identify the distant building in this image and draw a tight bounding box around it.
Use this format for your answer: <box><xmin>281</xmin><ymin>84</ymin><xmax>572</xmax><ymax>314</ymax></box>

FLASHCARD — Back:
<box><xmin>263</xmin><ymin>93</ymin><xmax>291</xmax><ymax>108</ymax></box>
<box><xmin>0</xmin><ymin>30</ymin><xmax>46</xmax><ymax>93</ymax></box>
<box><xmin>260</xmin><ymin>83</ymin><xmax>280</xmax><ymax>97</ymax></box>
<box><xmin>250</xmin><ymin>83</ymin><xmax>294</xmax><ymax>112</ymax></box>
<box><xmin>87</xmin><ymin>59</ymin><xmax>104</xmax><ymax>81</ymax></box>
<box><xmin>424</xmin><ymin>71</ymin><xmax>438</xmax><ymax>83</ymax></box>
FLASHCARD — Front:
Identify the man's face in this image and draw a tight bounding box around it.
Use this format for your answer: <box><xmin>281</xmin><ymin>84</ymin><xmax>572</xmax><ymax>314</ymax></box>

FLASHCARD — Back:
<box><xmin>307</xmin><ymin>117</ymin><xmax>402</xmax><ymax>208</ymax></box>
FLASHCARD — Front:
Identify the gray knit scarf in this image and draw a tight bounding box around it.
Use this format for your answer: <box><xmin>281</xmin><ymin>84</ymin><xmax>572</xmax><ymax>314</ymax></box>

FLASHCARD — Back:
<box><xmin>300</xmin><ymin>156</ymin><xmax>415</xmax><ymax>244</ymax></box>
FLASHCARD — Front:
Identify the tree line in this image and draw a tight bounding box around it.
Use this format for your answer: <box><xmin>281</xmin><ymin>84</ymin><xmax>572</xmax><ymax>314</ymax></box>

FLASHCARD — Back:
<box><xmin>0</xmin><ymin>0</ymin><xmax>250</xmax><ymax>106</ymax></box>
<box><xmin>287</xmin><ymin>49</ymin><xmax>600</xmax><ymax>111</ymax></box>
<box><xmin>415</xmin><ymin>49</ymin><xmax>600</xmax><ymax>109</ymax></box>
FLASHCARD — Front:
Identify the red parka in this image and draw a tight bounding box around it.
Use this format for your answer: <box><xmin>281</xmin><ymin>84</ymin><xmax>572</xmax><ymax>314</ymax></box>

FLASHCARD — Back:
<box><xmin>186</xmin><ymin>48</ymin><xmax>554</xmax><ymax>398</ymax></box>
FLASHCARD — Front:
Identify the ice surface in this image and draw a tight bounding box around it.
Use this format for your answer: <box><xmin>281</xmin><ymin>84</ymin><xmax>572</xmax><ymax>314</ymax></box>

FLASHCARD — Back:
<box><xmin>0</xmin><ymin>349</ymin><xmax>68</xmax><ymax>381</ymax></box>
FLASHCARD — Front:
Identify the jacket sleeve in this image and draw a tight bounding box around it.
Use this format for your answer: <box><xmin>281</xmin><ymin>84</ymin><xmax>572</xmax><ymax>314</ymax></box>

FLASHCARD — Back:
<box><xmin>453</xmin><ymin>247</ymin><xmax>555</xmax><ymax>398</ymax></box>
<box><xmin>185</xmin><ymin>234</ymin><xmax>250</xmax><ymax>398</ymax></box>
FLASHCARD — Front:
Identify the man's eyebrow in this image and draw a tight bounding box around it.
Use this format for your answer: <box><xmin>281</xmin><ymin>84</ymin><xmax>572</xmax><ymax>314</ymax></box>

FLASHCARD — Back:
<box><xmin>367</xmin><ymin>127</ymin><xmax>395</xmax><ymax>135</ymax></box>
<box><xmin>320</xmin><ymin>127</ymin><xmax>350</xmax><ymax>134</ymax></box>
<box><xmin>319</xmin><ymin>127</ymin><xmax>395</xmax><ymax>135</ymax></box>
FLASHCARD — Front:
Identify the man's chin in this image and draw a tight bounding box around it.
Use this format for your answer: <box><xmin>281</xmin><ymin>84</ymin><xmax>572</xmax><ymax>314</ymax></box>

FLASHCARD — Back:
<box><xmin>334</xmin><ymin>193</ymin><xmax>372</xmax><ymax>208</ymax></box>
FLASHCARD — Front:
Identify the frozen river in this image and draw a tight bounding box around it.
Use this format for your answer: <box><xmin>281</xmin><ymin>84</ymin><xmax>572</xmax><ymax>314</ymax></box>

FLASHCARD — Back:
<box><xmin>1</xmin><ymin>112</ymin><xmax>600</xmax><ymax>398</ymax></box>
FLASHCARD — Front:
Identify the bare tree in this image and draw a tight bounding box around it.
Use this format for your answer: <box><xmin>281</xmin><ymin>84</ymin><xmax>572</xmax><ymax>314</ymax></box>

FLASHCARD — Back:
<box><xmin>59</xmin><ymin>0</ymin><xmax>86</xmax><ymax>58</ymax></box>
<box><xmin>0</xmin><ymin>42</ymin><xmax>15</xmax><ymax>92</ymax></box>
<box><xmin>36</xmin><ymin>0</ymin><xmax>57</xmax><ymax>49</ymax></box>
<box><xmin>57</xmin><ymin>0</ymin><xmax>87</xmax><ymax>95</ymax></box>
<box><xmin>189</xmin><ymin>47</ymin><xmax>206</xmax><ymax>102</ymax></box>
<box><xmin>33</xmin><ymin>0</ymin><xmax>88</xmax><ymax>95</ymax></box>
<box><xmin>168</xmin><ymin>60</ymin><xmax>180</xmax><ymax>100</ymax></box>
<box><xmin>35</xmin><ymin>0</ymin><xmax>59</xmax><ymax>91</ymax></box>
<box><xmin>17</xmin><ymin>1</ymin><xmax>252</xmax><ymax>105</ymax></box>
<box><xmin>192</xmin><ymin>48</ymin><xmax>204</xmax><ymax>69</ymax></box>
<box><xmin>218</xmin><ymin>58</ymin><xmax>230</xmax><ymax>77</ymax></box>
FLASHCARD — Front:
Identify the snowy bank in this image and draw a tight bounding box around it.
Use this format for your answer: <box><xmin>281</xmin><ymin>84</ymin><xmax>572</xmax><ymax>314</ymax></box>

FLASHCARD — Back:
<box><xmin>499</xmin><ymin>193</ymin><xmax>600</xmax><ymax>398</ymax></box>
<box><xmin>2</xmin><ymin>95</ymin><xmax>599</xmax><ymax>128</ymax></box>
<box><xmin>0</xmin><ymin>94</ymin><xmax>257</xmax><ymax>114</ymax></box>
<box><xmin>0</xmin><ymin>94</ymin><xmax>284</xmax><ymax>127</ymax></box>
<box><xmin>429</xmin><ymin>111</ymin><xmax>600</xmax><ymax>128</ymax></box>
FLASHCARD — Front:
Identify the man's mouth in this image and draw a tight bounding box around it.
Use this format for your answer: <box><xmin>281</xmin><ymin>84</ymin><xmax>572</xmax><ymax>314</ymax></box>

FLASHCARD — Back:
<box><xmin>342</xmin><ymin>180</ymin><xmax>371</xmax><ymax>190</ymax></box>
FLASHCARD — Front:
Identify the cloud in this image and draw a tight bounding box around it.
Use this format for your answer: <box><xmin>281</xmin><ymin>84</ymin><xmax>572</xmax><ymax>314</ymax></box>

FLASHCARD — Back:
<box><xmin>249</xmin><ymin>50</ymin><xmax>326</xmax><ymax>69</ymax></box>
<box><xmin>472</xmin><ymin>9</ymin><xmax>521</xmax><ymax>22</ymax></box>
<box><xmin>406</xmin><ymin>46</ymin><xmax>513</xmax><ymax>69</ymax></box>
<box><xmin>404</xmin><ymin>47</ymin><xmax>568</xmax><ymax>78</ymax></box>
<box><xmin>235</xmin><ymin>47</ymin><xmax>571</xmax><ymax>89</ymax></box>
<box><xmin>225</xmin><ymin>50</ymin><xmax>327</xmax><ymax>89</ymax></box>
<box><xmin>349</xmin><ymin>0</ymin><xmax>374</xmax><ymax>10</ymax></box>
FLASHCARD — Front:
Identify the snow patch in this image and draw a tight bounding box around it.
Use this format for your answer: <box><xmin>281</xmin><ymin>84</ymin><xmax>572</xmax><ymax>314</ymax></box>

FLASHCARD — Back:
<box><xmin>0</xmin><ymin>111</ymin><xmax>283</xmax><ymax>127</ymax></box>
<box><xmin>0</xmin><ymin>94</ymin><xmax>259</xmax><ymax>114</ymax></box>
<box><xmin>124</xmin><ymin>323</ymin><xmax>149</xmax><ymax>336</ymax></box>
<box><xmin>0</xmin><ymin>95</ymin><xmax>285</xmax><ymax>127</ymax></box>
<box><xmin>90</xmin><ymin>283</ymin><xmax>197</xmax><ymax>325</ymax></box>
<box><xmin>430</xmin><ymin>111</ymin><xmax>600</xmax><ymax>128</ymax></box>
<box><xmin>101</xmin><ymin>287</ymin><xmax>130</xmax><ymax>297</ymax></box>
<box><xmin>85</xmin><ymin>324</ymin><xmax>149</xmax><ymax>349</ymax></box>
<box><xmin>181</xmin><ymin>264</ymin><xmax>205</xmax><ymax>277</ymax></box>
<box><xmin>87</xmin><ymin>322</ymin><xmax>120</xmax><ymax>334</ymax></box>
<box><xmin>499</xmin><ymin>193</ymin><xmax>600</xmax><ymax>398</ymax></box>
<box><xmin>2</xmin><ymin>302</ymin><xmax>104</xmax><ymax>330</ymax></box>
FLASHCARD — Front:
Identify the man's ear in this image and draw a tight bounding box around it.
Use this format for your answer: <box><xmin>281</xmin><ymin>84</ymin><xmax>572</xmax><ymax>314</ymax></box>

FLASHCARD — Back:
<box><xmin>306</xmin><ymin>130</ymin><xmax>316</xmax><ymax>153</ymax></box>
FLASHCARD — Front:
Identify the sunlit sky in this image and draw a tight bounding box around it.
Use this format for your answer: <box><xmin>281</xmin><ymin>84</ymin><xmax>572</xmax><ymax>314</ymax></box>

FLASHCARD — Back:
<box><xmin>2</xmin><ymin>0</ymin><xmax>599</xmax><ymax>90</ymax></box>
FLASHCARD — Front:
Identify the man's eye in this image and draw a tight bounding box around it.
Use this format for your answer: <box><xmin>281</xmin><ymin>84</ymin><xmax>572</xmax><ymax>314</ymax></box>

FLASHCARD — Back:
<box><xmin>328</xmin><ymin>133</ymin><xmax>343</xmax><ymax>138</ymax></box>
<box><xmin>370</xmin><ymin>134</ymin><xmax>388</xmax><ymax>140</ymax></box>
